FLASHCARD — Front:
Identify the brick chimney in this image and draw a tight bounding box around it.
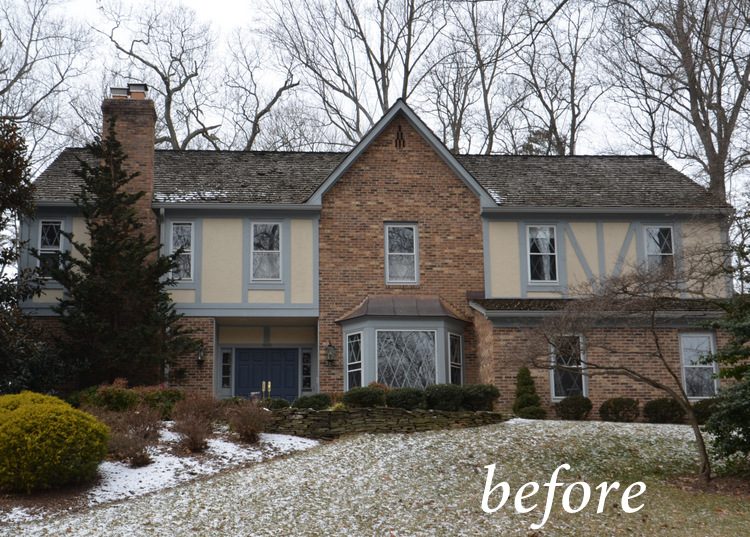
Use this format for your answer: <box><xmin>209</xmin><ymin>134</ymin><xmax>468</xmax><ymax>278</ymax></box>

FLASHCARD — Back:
<box><xmin>101</xmin><ymin>83</ymin><xmax>157</xmax><ymax>239</ymax></box>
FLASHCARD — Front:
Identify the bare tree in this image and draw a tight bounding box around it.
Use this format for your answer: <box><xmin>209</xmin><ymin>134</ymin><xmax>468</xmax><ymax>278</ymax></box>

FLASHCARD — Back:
<box><xmin>602</xmin><ymin>0</ymin><xmax>750</xmax><ymax>200</ymax></box>
<box><xmin>0</xmin><ymin>0</ymin><xmax>90</xmax><ymax>169</ymax></box>
<box><xmin>526</xmin><ymin>261</ymin><xmax>730</xmax><ymax>483</ymax></box>
<box><xmin>98</xmin><ymin>1</ymin><xmax>220</xmax><ymax>150</ymax></box>
<box><xmin>265</xmin><ymin>0</ymin><xmax>447</xmax><ymax>145</ymax></box>
<box><xmin>221</xmin><ymin>30</ymin><xmax>299</xmax><ymax>151</ymax></box>
<box><xmin>515</xmin><ymin>0</ymin><xmax>605</xmax><ymax>155</ymax></box>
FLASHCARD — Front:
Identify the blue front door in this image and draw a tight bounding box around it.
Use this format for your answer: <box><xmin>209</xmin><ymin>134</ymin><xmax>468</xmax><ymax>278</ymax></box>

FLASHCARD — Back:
<box><xmin>235</xmin><ymin>348</ymin><xmax>299</xmax><ymax>401</ymax></box>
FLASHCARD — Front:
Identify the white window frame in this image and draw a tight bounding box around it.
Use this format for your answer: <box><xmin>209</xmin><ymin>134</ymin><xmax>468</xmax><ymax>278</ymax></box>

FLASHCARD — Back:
<box><xmin>449</xmin><ymin>332</ymin><xmax>463</xmax><ymax>385</ymax></box>
<box><xmin>679</xmin><ymin>332</ymin><xmax>719</xmax><ymax>400</ymax></box>
<box><xmin>549</xmin><ymin>334</ymin><xmax>587</xmax><ymax>401</ymax></box>
<box><xmin>170</xmin><ymin>221</ymin><xmax>194</xmax><ymax>281</ymax></box>
<box><xmin>251</xmin><ymin>221</ymin><xmax>282</xmax><ymax>282</ymax></box>
<box><xmin>527</xmin><ymin>224</ymin><xmax>559</xmax><ymax>283</ymax></box>
<box><xmin>375</xmin><ymin>329</ymin><xmax>438</xmax><ymax>388</ymax></box>
<box><xmin>385</xmin><ymin>223</ymin><xmax>418</xmax><ymax>284</ymax></box>
<box><xmin>644</xmin><ymin>225</ymin><xmax>675</xmax><ymax>271</ymax></box>
<box><xmin>345</xmin><ymin>331</ymin><xmax>364</xmax><ymax>391</ymax></box>
<box><xmin>38</xmin><ymin>219</ymin><xmax>64</xmax><ymax>277</ymax></box>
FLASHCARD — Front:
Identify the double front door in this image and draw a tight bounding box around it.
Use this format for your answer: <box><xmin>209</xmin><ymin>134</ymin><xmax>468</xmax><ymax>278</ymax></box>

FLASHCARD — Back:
<box><xmin>235</xmin><ymin>348</ymin><xmax>299</xmax><ymax>401</ymax></box>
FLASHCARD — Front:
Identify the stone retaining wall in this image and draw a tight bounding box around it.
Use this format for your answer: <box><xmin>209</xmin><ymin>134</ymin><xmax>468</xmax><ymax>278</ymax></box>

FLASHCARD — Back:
<box><xmin>266</xmin><ymin>407</ymin><xmax>504</xmax><ymax>439</ymax></box>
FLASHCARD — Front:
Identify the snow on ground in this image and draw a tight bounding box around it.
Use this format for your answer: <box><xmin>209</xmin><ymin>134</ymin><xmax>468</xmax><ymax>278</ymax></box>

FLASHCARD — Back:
<box><xmin>0</xmin><ymin>426</ymin><xmax>317</xmax><ymax>526</ymax></box>
<box><xmin>4</xmin><ymin>420</ymin><xmax>749</xmax><ymax>537</ymax></box>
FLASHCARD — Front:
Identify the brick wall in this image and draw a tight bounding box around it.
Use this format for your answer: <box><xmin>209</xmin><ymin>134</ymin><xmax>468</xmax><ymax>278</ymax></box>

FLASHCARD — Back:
<box><xmin>170</xmin><ymin>317</ymin><xmax>215</xmax><ymax>394</ymax></box>
<box><xmin>486</xmin><ymin>324</ymin><xmax>729</xmax><ymax>419</ymax></box>
<box><xmin>317</xmin><ymin>115</ymin><xmax>485</xmax><ymax>392</ymax></box>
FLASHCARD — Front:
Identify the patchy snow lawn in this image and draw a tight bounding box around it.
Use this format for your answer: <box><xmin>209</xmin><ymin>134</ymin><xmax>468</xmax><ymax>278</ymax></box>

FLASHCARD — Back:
<box><xmin>3</xmin><ymin>420</ymin><xmax>750</xmax><ymax>536</ymax></box>
<box><xmin>0</xmin><ymin>424</ymin><xmax>316</xmax><ymax>525</ymax></box>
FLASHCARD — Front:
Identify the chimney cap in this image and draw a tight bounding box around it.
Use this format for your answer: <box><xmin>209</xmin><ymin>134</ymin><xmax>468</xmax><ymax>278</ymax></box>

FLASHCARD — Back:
<box><xmin>110</xmin><ymin>87</ymin><xmax>129</xmax><ymax>99</ymax></box>
<box><xmin>127</xmin><ymin>83</ymin><xmax>149</xmax><ymax>99</ymax></box>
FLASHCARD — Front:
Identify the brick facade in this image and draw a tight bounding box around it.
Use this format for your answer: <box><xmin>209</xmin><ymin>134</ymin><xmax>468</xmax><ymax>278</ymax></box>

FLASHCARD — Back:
<box><xmin>170</xmin><ymin>317</ymin><xmax>216</xmax><ymax>394</ymax></box>
<box><xmin>317</xmin><ymin>115</ymin><xmax>485</xmax><ymax>392</ymax></box>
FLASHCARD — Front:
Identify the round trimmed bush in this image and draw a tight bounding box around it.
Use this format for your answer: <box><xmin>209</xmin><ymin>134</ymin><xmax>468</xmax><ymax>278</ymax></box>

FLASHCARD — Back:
<box><xmin>0</xmin><ymin>391</ymin><xmax>69</xmax><ymax>412</ymax></box>
<box><xmin>0</xmin><ymin>402</ymin><xmax>108</xmax><ymax>493</ymax></box>
<box><xmin>599</xmin><ymin>398</ymin><xmax>639</xmax><ymax>422</ymax></box>
<box><xmin>424</xmin><ymin>384</ymin><xmax>464</xmax><ymax>411</ymax></box>
<box><xmin>343</xmin><ymin>387</ymin><xmax>386</xmax><ymax>408</ymax></box>
<box><xmin>461</xmin><ymin>384</ymin><xmax>500</xmax><ymax>411</ymax></box>
<box><xmin>264</xmin><ymin>397</ymin><xmax>291</xmax><ymax>410</ymax></box>
<box><xmin>385</xmin><ymin>388</ymin><xmax>425</xmax><ymax>410</ymax></box>
<box><xmin>292</xmin><ymin>394</ymin><xmax>332</xmax><ymax>410</ymax></box>
<box><xmin>555</xmin><ymin>395</ymin><xmax>592</xmax><ymax>420</ymax></box>
<box><xmin>643</xmin><ymin>398</ymin><xmax>685</xmax><ymax>424</ymax></box>
<box><xmin>516</xmin><ymin>406</ymin><xmax>548</xmax><ymax>420</ymax></box>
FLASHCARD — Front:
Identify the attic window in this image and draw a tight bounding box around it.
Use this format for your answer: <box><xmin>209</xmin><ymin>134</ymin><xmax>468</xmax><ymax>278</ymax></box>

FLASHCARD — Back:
<box><xmin>395</xmin><ymin>125</ymin><xmax>405</xmax><ymax>149</ymax></box>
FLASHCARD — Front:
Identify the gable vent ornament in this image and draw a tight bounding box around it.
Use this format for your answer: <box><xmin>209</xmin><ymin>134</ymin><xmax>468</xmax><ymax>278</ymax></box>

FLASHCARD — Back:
<box><xmin>395</xmin><ymin>125</ymin><xmax>405</xmax><ymax>149</ymax></box>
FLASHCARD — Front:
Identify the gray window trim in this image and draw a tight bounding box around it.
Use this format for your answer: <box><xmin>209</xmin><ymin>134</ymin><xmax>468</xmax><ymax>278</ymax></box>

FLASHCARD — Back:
<box><xmin>169</xmin><ymin>221</ymin><xmax>194</xmax><ymax>282</ymax></box>
<box><xmin>385</xmin><ymin>223</ymin><xmax>419</xmax><ymax>285</ymax></box>
<box><xmin>345</xmin><ymin>331</ymin><xmax>364</xmax><ymax>391</ymax></box>
<box><xmin>37</xmin><ymin>219</ymin><xmax>64</xmax><ymax>277</ymax></box>
<box><xmin>251</xmin><ymin>221</ymin><xmax>283</xmax><ymax>282</ymax></box>
<box><xmin>549</xmin><ymin>334</ymin><xmax>588</xmax><ymax>401</ymax></box>
<box><xmin>679</xmin><ymin>332</ymin><xmax>719</xmax><ymax>400</ymax></box>
<box><xmin>448</xmin><ymin>332</ymin><xmax>463</xmax><ymax>385</ymax></box>
<box><xmin>526</xmin><ymin>224</ymin><xmax>559</xmax><ymax>284</ymax></box>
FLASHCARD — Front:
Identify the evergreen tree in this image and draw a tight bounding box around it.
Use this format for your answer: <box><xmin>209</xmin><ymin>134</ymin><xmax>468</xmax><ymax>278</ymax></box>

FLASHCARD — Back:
<box><xmin>43</xmin><ymin>121</ymin><xmax>198</xmax><ymax>387</ymax></box>
<box><xmin>0</xmin><ymin>120</ymin><xmax>59</xmax><ymax>393</ymax></box>
<box><xmin>512</xmin><ymin>367</ymin><xmax>546</xmax><ymax>419</ymax></box>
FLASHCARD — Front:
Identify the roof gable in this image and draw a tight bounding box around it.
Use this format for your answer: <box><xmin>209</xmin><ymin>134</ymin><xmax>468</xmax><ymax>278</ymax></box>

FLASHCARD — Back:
<box><xmin>306</xmin><ymin>99</ymin><xmax>496</xmax><ymax>207</ymax></box>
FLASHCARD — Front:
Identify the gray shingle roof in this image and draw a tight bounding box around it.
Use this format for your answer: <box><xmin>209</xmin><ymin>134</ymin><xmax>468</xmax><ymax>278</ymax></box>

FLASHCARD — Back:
<box><xmin>472</xmin><ymin>298</ymin><xmax>725</xmax><ymax>312</ymax></box>
<box><xmin>34</xmin><ymin>148</ymin><xmax>728</xmax><ymax>210</ymax></box>
<box><xmin>336</xmin><ymin>295</ymin><xmax>467</xmax><ymax>323</ymax></box>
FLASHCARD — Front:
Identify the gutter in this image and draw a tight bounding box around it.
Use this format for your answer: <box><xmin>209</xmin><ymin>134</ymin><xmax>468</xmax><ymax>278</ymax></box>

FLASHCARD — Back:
<box><xmin>151</xmin><ymin>202</ymin><xmax>321</xmax><ymax>212</ymax></box>
<box><xmin>481</xmin><ymin>206</ymin><xmax>731</xmax><ymax>217</ymax></box>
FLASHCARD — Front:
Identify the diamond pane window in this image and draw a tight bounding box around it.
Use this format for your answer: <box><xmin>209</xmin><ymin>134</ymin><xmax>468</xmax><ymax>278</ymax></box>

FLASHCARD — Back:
<box><xmin>252</xmin><ymin>223</ymin><xmax>281</xmax><ymax>280</ymax></box>
<box><xmin>302</xmin><ymin>350</ymin><xmax>312</xmax><ymax>391</ymax></box>
<box><xmin>680</xmin><ymin>334</ymin><xmax>717</xmax><ymax>398</ymax></box>
<box><xmin>39</xmin><ymin>220</ymin><xmax>62</xmax><ymax>277</ymax></box>
<box><xmin>171</xmin><ymin>223</ymin><xmax>192</xmax><ymax>280</ymax></box>
<box><xmin>646</xmin><ymin>226</ymin><xmax>674</xmax><ymax>273</ymax></box>
<box><xmin>377</xmin><ymin>331</ymin><xmax>436</xmax><ymax>389</ymax></box>
<box><xmin>386</xmin><ymin>224</ymin><xmax>417</xmax><ymax>283</ymax></box>
<box><xmin>528</xmin><ymin>226</ymin><xmax>557</xmax><ymax>281</ymax></box>
<box><xmin>551</xmin><ymin>335</ymin><xmax>585</xmax><ymax>398</ymax></box>
<box><xmin>221</xmin><ymin>350</ymin><xmax>232</xmax><ymax>389</ymax></box>
<box><xmin>347</xmin><ymin>333</ymin><xmax>362</xmax><ymax>389</ymax></box>
<box><xmin>449</xmin><ymin>333</ymin><xmax>462</xmax><ymax>385</ymax></box>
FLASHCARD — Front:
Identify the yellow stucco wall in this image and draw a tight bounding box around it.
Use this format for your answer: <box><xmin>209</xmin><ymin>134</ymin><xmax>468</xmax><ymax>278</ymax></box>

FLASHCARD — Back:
<box><xmin>202</xmin><ymin>219</ymin><xmax>243</xmax><ymax>303</ymax></box>
<box><xmin>248</xmin><ymin>290</ymin><xmax>285</xmax><ymax>303</ymax></box>
<box><xmin>602</xmin><ymin>222</ymin><xmax>635</xmax><ymax>274</ymax></box>
<box><xmin>31</xmin><ymin>288</ymin><xmax>64</xmax><ymax>303</ymax></box>
<box><xmin>290</xmin><ymin>219</ymin><xmax>315</xmax><ymax>304</ymax></box>
<box><xmin>681</xmin><ymin>219</ymin><xmax>729</xmax><ymax>298</ymax></box>
<box><xmin>71</xmin><ymin>217</ymin><xmax>88</xmax><ymax>260</ymax></box>
<box><xmin>169</xmin><ymin>289</ymin><xmax>196</xmax><ymax>303</ymax></box>
<box><xmin>218</xmin><ymin>326</ymin><xmax>264</xmax><ymax>345</ymax></box>
<box><xmin>270</xmin><ymin>326</ymin><xmax>316</xmax><ymax>344</ymax></box>
<box><xmin>487</xmin><ymin>221</ymin><xmax>521</xmax><ymax>297</ymax></box>
<box><xmin>567</xmin><ymin>222</ymin><xmax>598</xmax><ymax>288</ymax></box>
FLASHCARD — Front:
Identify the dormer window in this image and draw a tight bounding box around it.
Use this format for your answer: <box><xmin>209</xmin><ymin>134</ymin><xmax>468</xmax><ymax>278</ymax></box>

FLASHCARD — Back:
<box><xmin>386</xmin><ymin>224</ymin><xmax>418</xmax><ymax>284</ymax></box>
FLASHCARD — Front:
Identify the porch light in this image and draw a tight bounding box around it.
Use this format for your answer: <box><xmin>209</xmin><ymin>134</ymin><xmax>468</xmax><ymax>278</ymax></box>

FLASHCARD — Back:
<box><xmin>196</xmin><ymin>345</ymin><xmax>205</xmax><ymax>367</ymax></box>
<box><xmin>326</xmin><ymin>343</ymin><xmax>337</xmax><ymax>366</ymax></box>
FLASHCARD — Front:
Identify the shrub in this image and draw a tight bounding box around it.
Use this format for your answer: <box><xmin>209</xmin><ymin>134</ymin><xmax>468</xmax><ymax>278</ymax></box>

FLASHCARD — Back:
<box><xmin>172</xmin><ymin>392</ymin><xmax>218</xmax><ymax>452</ymax></box>
<box><xmin>599</xmin><ymin>398</ymin><xmax>640</xmax><ymax>422</ymax></box>
<box><xmin>264</xmin><ymin>397</ymin><xmax>291</xmax><ymax>410</ymax></box>
<box><xmin>343</xmin><ymin>386</ymin><xmax>386</xmax><ymax>408</ymax></box>
<box><xmin>367</xmin><ymin>382</ymin><xmax>390</xmax><ymax>392</ymax></box>
<box><xmin>555</xmin><ymin>395</ymin><xmax>592</xmax><ymax>420</ymax></box>
<box><xmin>0</xmin><ymin>391</ymin><xmax>69</xmax><ymax>412</ymax></box>
<box><xmin>516</xmin><ymin>406</ymin><xmax>548</xmax><ymax>420</ymax></box>
<box><xmin>225</xmin><ymin>399</ymin><xmax>272</xmax><ymax>444</ymax></box>
<box><xmin>329</xmin><ymin>402</ymin><xmax>347</xmax><ymax>411</ymax></box>
<box><xmin>89</xmin><ymin>379</ymin><xmax>139</xmax><ymax>412</ymax></box>
<box><xmin>706</xmin><ymin>377</ymin><xmax>750</xmax><ymax>458</ymax></box>
<box><xmin>0</xmin><ymin>400</ymin><xmax>108</xmax><ymax>493</ymax></box>
<box><xmin>133</xmin><ymin>386</ymin><xmax>185</xmax><ymax>419</ymax></box>
<box><xmin>66</xmin><ymin>386</ymin><xmax>98</xmax><ymax>408</ymax></box>
<box><xmin>83</xmin><ymin>404</ymin><xmax>162</xmax><ymax>467</ymax></box>
<box><xmin>643</xmin><ymin>398</ymin><xmax>685</xmax><ymax>424</ymax></box>
<box><xmin>424</xmin><ymin>384</ymin><xmax>464</xmax><ymax>411</ymax></box>
<box><xmin>292</xmin><ymin>393</ymin><xmax>332</xmax><ymax>410</ymax></box>
<box><xmin>692</xmin><ymin>398</ymin><xmax>719</xmax><ymax>426</ymax></box>
<box><xmin>385</xmin><ymin>388</ymin><xmax>425</xmax><ymax>410</ymax></box>
<box><xmin>512</xmin><ymin>367</ymin><xmax>546</xmax><ymax>419</ymax></box>
<box><xmin>462</xmin><ymin>384</ymin><xmax>500</xmax><ymax>411</ymax></box>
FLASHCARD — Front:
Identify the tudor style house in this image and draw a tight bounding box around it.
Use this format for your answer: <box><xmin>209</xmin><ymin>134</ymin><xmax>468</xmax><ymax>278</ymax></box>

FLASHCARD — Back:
<box><xmin>22</xmin><ymin>84</ymin><xmax>732</xmax><ymax>416</ymax></box>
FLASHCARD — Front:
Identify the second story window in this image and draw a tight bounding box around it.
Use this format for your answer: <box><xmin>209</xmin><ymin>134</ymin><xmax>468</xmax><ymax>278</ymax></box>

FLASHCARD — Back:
<box><xmin>171</xmin><ymin>222</ymin><xmax>193</xmax><ymax>280</ymax></box>
<box><xmin>645</xmin><ymin>226</ymin><xmax>674</xmax><ymax>273</ymax></box>
<box><xmin>39</xmin><ymin>220</ymin><xmax>62</xmax><ymax>277</ymax></box>
<box><xmin>386</xmin><ymin>224</ymin><xmax>417</xmax><ymax>284</ymax></box>
<box><xmin>252</xmin><ymin>223</ymin><xmax>281</xmax><ymax>281</ymax></box>
<box><xmin>528</xmin><ymin>225</ymin><xmax>557</xmax><ymax>282</ymax></box>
